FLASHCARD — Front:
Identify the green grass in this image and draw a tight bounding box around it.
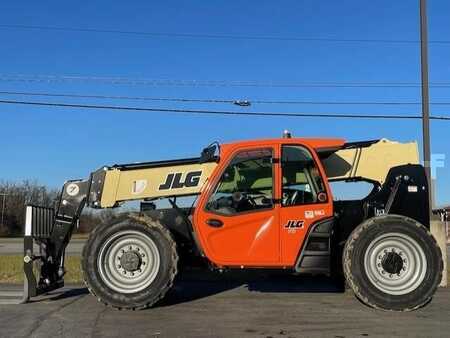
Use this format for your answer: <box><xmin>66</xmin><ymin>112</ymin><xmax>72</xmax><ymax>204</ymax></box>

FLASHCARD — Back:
<box><xmin>0</xmin><ymin>256</ymin><xmax>83</xmax><ymax>284</ymax></box>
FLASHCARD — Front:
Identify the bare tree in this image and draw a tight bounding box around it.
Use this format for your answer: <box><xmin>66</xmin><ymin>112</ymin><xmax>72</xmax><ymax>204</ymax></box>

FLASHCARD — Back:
<box><xmin>0</xmin><ymin>180</ymin><xmax>121</xmax><ymax>236</ymax></box>
<box><xmin>78</xmin><ymin>209</ymin><xmax>118</xmax><ymax>234</ymax></box>
<box><xmin>0</xmin><ymin>180</ymin><xmax>58</xmax><ymax>236</ymax></box>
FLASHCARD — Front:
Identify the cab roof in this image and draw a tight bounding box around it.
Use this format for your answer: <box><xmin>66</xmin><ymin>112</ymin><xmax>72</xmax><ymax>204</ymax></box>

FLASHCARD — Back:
<box><xmin>220</xmin><ymin>137</ymin><xmax>347</xmax><ymax>154</ymax></box>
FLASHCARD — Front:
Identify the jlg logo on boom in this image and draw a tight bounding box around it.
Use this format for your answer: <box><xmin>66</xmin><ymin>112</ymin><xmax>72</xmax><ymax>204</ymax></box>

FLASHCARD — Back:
<box><xmin>159</xmin><ymin>171</ymin><xmax>202</xmax><ymax>190</ymax></box>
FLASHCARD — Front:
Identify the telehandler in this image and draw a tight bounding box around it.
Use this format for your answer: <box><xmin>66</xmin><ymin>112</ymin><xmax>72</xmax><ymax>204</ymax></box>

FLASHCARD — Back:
<box><xmin>14</xmin><ymin>134</ymin><xmax>443</xmax><ymax>311</ymax></box>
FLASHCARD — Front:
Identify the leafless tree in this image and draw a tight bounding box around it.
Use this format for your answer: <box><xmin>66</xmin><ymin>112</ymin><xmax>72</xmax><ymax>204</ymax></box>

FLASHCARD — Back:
<box><xmin>0</xmin><ymin>180</ymin><xmax>59</xmax><ymax>235</ymax></box>
<box><xmin>0</xmin><ymin>180</ymin><xmax>118</xmax><ymax>236</ymax></box>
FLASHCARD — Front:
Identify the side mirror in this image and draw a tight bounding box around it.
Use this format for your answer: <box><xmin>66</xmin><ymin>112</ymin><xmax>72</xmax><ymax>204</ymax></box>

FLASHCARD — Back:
<box><xmin>200</xmin><ymin>144</ymin><xmax>218</xmax><ymax>163</ymax></box>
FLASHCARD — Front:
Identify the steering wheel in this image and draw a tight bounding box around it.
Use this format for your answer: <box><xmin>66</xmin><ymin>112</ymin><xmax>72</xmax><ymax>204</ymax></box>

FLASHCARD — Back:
<box><xmin>232</xmin><ymin>191</ymin><xmax>257</xmax><ymax>207</ymax></box>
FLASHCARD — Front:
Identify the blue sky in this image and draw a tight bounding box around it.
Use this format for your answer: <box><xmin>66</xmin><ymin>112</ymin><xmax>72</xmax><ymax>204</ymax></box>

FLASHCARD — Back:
<box><xmin>0</xmin><ymin>1</ymin><xmax>449</xmax><ymax>206</ymax></box>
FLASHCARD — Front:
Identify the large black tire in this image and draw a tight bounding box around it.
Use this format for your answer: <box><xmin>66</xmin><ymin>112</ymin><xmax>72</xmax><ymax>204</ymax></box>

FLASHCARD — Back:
<box><xmin>81</xmin><ymin>216</ymin><xmax>178</xmax><ymax>310</ymax></box>
<box><xmin>343</xmin><ymin>214</ymin><xmax>443</xmax><ymax>311</ymax></box>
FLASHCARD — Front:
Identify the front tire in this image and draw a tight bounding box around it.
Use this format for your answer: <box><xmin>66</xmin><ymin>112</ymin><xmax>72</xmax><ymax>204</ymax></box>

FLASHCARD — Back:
<box><xmin>81</xmin><ymin>217</ymin><xmax>178</xmax><ymax>310</ymax></box>
<box><xmin>343</xmin><ymin>215</ymin><xmax>442</xmax><ymax>311</ymax></box>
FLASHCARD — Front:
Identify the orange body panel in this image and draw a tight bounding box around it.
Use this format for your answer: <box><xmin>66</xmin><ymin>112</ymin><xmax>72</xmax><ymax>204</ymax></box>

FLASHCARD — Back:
<box><xmin>278</xmin><ymin>141</ymin><xmax>335</xmax><ymax>266</ymax></box>
<box><xmin>194</xmin><ymin>138</ymin><xmax>342</xmax><ymax>268</ymax></box>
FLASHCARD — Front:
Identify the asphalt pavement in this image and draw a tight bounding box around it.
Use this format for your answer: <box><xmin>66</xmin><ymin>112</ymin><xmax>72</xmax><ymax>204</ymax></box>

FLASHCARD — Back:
<box><xmin>0</xmin><ymin>271</ymin><xmax>449</xmax><ymax>338</ymax></box>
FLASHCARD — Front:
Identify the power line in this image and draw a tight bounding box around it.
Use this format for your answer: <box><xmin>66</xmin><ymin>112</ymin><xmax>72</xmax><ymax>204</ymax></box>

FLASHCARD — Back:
<box><xmin>3</xmin><ymin>90</ymin><xmax>450</xmax><ymax>106</ymax></box>
<box><xmin>1</xmin><ymin>24</ymin><xmax>450</xmax><ymax>45</ymax></box>
<box><xmin>253</xmin><ymin>100</ymin><xmax>450</xmax><ymax>105</ymax></box>
<box><xmin>3</xmin><ymin>75</ymin><xmax>450</xmax><ymax>88</ymax></box>
<box><xmin>0</xmin><ymin>91</ymin><xmax>234</xmax><ymax>104</ymax></box>
<box><xmin>0</xmin><ymin>99</ymin><xmax>449</xmax><ymax>120</ymax></box>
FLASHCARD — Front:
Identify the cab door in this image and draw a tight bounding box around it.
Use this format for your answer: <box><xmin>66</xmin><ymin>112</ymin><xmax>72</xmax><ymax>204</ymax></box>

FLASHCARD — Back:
<box><xmin>278</xmin><ymin>144</ymin><xmax>334</xmax><ymax>266</ymax></box>
<box><xmin>195</xmin><ymin>146</ymin><xmax>280</xmax><ymax>266</ymax></box>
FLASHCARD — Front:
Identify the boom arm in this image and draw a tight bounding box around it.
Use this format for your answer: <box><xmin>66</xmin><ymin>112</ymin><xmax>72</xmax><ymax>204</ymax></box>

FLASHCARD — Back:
<box><xmin>321</xmin><ymin>139</ymin><xmax>419</xmax><ymax>184</ymax></box>
<box><xmin>66</xmin><ymin>139</ymin><xmax>419</xmax><ymax>212</ymax></box>
<box><xmin>91</xmin><ymin>160</ymin><xmax>217</xmax><ymax>208</ymax></box>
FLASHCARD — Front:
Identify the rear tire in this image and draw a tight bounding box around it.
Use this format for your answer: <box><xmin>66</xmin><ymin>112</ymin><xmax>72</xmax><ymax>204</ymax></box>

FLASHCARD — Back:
<box><xmin>81</xmin><ymin>216</ymin><xmax>178</xmax><ymax>310</ymax></box>
<box><xmin>343</xmin><ymin>215</ymin><xmax>442</xmax><ymax>311</ymax></box>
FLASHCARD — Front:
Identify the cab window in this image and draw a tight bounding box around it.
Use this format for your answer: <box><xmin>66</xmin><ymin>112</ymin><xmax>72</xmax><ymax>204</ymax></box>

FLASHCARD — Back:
<box><xmin>206</xmin><ymin>148</ymin><xmax>274</xmax><ymax>215</ymax></box>
<box><xmin>281</xmin><ymin>145</ymin><xmax>326</xmax><ymax>206</ymax></box>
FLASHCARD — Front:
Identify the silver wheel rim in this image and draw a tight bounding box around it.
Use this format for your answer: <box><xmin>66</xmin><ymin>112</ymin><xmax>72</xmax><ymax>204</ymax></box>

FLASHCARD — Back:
<box><xmin>364</xmin><ymin>232</ymin><xmax>427</xmax><ymax>296</ymax></box>
<box><xmin>97</xmin><ymin>230</ymin><xmax>160</xmax><ymax>294</ymax></box>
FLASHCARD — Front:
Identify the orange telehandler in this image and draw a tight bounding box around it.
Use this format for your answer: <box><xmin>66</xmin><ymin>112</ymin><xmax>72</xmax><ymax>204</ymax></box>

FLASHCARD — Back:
<box><xmin>13</xmin><ymin>134</ymin><xmax>443</xmax><ymax>311</ymax></box>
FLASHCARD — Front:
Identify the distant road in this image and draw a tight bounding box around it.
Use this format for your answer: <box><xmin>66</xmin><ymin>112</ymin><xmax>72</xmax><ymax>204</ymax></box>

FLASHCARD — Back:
<box><xmin>0</xmin><ymin>238</ymin><xmax>85</xmax><ymax>256</ymax></box>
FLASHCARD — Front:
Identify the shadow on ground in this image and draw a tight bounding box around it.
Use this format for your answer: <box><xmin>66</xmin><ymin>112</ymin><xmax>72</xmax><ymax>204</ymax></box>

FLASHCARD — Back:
<box><xmin>159</xmin><ymin>269</ymin><xmax>345</xmax><ymax>307</ymax></box>
<box><xmin>23</xmin><ymin>268</ymin><xmax>345</xmax><ymax>307</ymax></box>
<box><xmin>45</xmin><ymin>287</ymin><xmax>90</xmax><ymax>301</ymax></box>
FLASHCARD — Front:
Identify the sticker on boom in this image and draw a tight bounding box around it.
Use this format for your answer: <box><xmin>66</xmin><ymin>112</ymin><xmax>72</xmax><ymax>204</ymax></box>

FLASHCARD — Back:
<box><xmin>66</xmin><ymin>183</ymin><xmax>80</xmax><ymax>196</ymax></box>
<box><xmin>159</xmin><ymin>170</ymin><xmax>202</xmax><ymax>190</ymax></box>
<box><xmin>132</xmin><ymin>179</ymin><xmax>147</xmax><ymax>195</ymax></box>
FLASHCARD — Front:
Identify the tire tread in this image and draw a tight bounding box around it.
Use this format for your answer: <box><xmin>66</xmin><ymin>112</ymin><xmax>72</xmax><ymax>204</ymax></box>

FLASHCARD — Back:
<box><xmin>343</xmin><ymin>214</ymin><xmax>443</xmax><ymax>312</ymax></box>
<box><xmin>81</xmin><ymin>214</ymin><xmax>178</xmax><ymax>310</ymax></box>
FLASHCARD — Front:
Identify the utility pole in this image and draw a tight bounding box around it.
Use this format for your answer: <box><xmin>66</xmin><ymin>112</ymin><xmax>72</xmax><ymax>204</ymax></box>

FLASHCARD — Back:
<box><xmin>0</xmin><ymin>193</ymin><xmax>7</xmax><ymax>229</ymax></box>
<box><xmin>419</xmin><ymin>0</ymin><xmax>432</xmax><ymax>211</ymax></box>
<box><xmin>420</xmin><ymin>1</ymin><xmax>447</xmax><ymax>287</ymax></box>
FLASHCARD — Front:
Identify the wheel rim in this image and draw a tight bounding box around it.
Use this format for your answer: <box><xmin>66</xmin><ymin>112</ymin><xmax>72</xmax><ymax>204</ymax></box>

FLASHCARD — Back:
<box><xmin>97</xmin><ymin>230</ymin><xmax>160</xmax><ymax>294</ymax></box>
<box><xmin>364</xmin><ymin>232</ymin><xmax>427</xmax><ymax>296</ymax></box>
